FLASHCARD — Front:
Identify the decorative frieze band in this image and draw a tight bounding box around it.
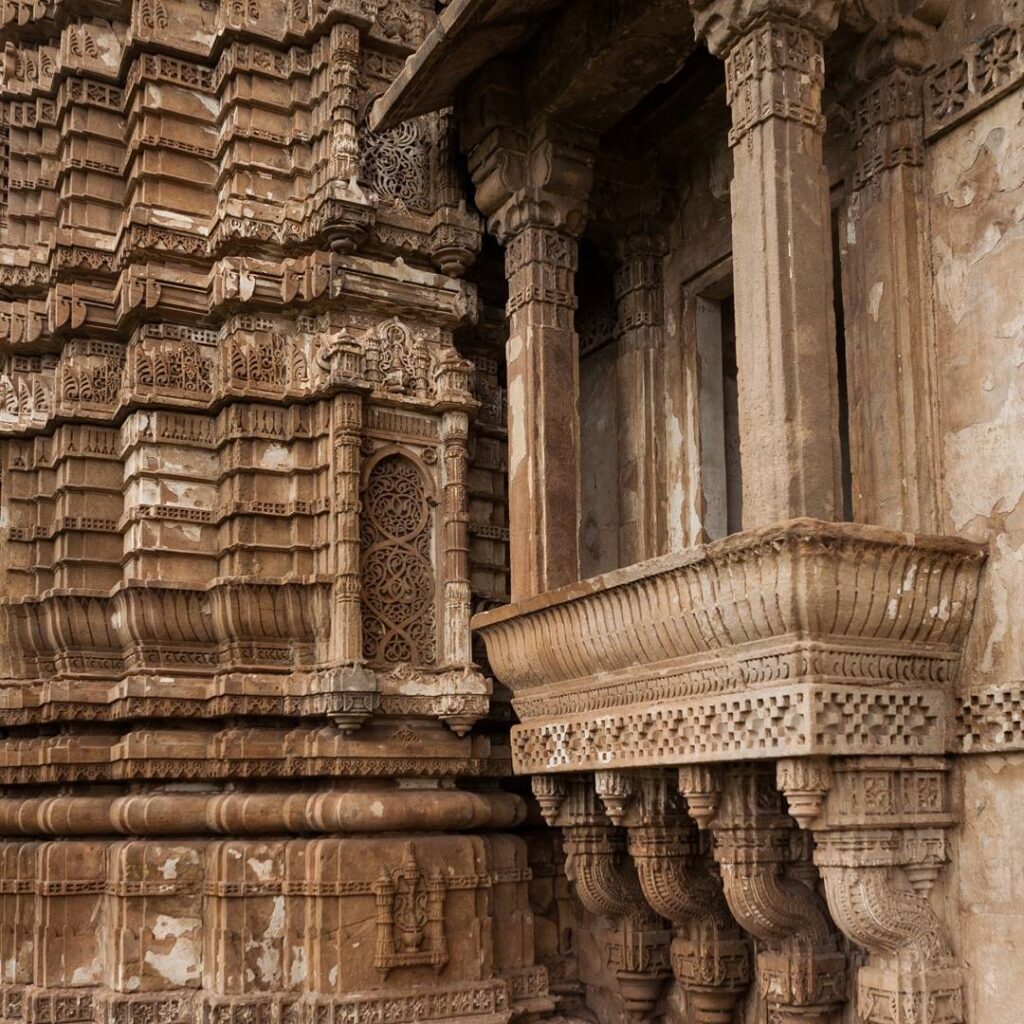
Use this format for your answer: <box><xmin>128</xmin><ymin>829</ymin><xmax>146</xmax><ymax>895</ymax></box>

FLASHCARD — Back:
<box><xmin>959</xmin><ymin>681</ymin><xmax>1024</xmax><ymax>752</ymax></box>
<box><xmin>511</xmin><ymin>684</ymin><xmax>948</xmax><ymax>774</ymax></box>
<box><xmin>924</xmin><ymin>21</ymin><xmax>1024</xmax><ymax>138</ymax></box>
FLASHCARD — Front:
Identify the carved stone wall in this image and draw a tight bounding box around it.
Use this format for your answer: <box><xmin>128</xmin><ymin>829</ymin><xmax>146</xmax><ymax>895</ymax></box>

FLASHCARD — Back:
<box><xmin>6</xmin><ymin>1</ymin><xmax>1024</xmax><ymax>1023</ymax></box>
<box><xmin>0</xmin><ymin>2</ymin><xmax>549</xmax><ymax>1023</ymax></box>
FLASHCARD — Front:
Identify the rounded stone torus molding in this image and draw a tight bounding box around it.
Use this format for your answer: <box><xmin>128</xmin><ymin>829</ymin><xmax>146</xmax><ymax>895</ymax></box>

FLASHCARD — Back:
<box><xmin>0</xmin><ymin>787</ymin><xmax>525</xmax><ymax>837</ymax></box>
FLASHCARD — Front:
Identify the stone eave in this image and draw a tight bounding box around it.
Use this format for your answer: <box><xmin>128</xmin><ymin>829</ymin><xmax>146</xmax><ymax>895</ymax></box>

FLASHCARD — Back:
<box><xmin>370</xmin><ymin>0</ymin><xmax>564</xmax><ymax>132</ymax></box>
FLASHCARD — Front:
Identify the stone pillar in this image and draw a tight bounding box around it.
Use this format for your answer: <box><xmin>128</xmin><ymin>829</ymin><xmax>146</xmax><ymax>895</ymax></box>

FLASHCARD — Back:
<box><xmin>841</xmin><ymin>18</ymin><xmax>941</xmax><ymax>532</ymax></box>
<box><xmin>614</xmin><ymin>232</ymin><xmax>666</xmax><ymax>565</ymax></box>
<box><xmin>327</xmin><ymin>22</ymin><xmax>360</xmax><ymax>184</ymax></box>
<box><xmin>463</xmin><ymin>101</ymin><xmax>594</xmax><ymax>600</ymax></box>
<box><xmin>691</xmin><ymin>0</ymin><xmax>843</xmax><ymax>527</ymax></box>
<box><xmin>441</xmin><ymin>407</ymin><xmax>472</xmax><ymax>666</ymax></box>
<box><xmin>503</xmin><ymin>221</ymin><xmax>583</xmax><ymax>599</ymax></box>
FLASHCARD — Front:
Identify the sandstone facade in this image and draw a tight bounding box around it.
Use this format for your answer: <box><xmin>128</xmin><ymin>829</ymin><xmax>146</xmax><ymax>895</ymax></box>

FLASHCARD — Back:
<box><xmin>0</xmin><ymin>2</ymin><xmax>1022</xmax><ymax>1024</ymax></box>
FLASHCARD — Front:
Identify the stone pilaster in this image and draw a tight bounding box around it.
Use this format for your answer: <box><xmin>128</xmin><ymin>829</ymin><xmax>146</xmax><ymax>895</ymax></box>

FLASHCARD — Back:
<box><xmin>319</xmin><ymin>387</ymin><xmax>378</xmax><ymax>733</ymax></box>
<box><xmin>327</xmin><ymin>22</ymin><xmax>360</xmax><ymax>183</ymax></box>
<box><xmin>841</xmin><ymin>17</ymin><xmax>941</xmax><ymax>532</ymax></box>
<box><xmin>441</xmin><ymin>408</ymin><xmax>472</xmax><ymax>667</ymax></box>
<box><xmin>329</xmin><ymin>389</ymin><xmax>364</xmax><ymax>667</ymax></box>
<box><xmin>691</xmin><ymin>0</ymin><xmax>844</xmax><ymax>527</ymax></box>
<box><xmin>614</xmin><ymin>232</ymin><xmax>666</xmax><ymax>565</ymax></box>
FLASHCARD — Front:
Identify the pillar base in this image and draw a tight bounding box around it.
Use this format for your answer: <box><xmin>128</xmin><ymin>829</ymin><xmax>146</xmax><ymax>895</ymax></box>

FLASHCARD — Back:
<box><xmin>757</xmin><ymin>951</ymin><xmax>846</xmax><ymax>1021</ymax></box>
<box><xmin>857</xmin><ymin>964</ymin><xmax>964</xmax><ymax>1024</ymax></box>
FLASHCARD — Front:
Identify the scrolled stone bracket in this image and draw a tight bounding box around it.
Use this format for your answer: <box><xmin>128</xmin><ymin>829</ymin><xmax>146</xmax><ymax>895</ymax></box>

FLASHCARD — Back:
<box><xmin>681</xmin><ymin>764</ymin><xmax>847</xmax><ymax>1024</ymax></box>
<box><xmin>777</xmin><ymin>756</ymin><xmax>965</xmax><ymax>1024</ymax></box>
<box><xmin>542</xmin><ymin>775</ymin><xmax>672</xmax><ymax>1023</ymax></box>
<box><xmin>595</xmin><ymin>771</ymin><xmax>752</xmax><ymax>1024</ymax></box>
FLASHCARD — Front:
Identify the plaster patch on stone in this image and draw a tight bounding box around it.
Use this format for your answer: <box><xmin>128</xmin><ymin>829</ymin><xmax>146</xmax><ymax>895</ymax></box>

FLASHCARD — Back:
<box><xmin>247</xmin><ymin>857</ymin><xmax>275</xmax><ymax>881</ymax></box>
<box><xmin>246</xmin><ymin>895</ymin><xmax>287</xmax><ymax>984</ymax></box>
<box><xmin>290</xmin><ymin>945</ymin><xmax>307</xmax><ymax>986</ymax></box>
<box><xmin>145</xmin><ymin>932</ymin><xmax>200</xmax><ymax>986</ymax></box>
<box><xmin>868</xmin><ymin>281</ymin><xmax>884</xmax><ymax>322</ymax></box>
<box><xmin>263</xmin><ymin>443</ymin><xmax>291</xmax><ymax>470</ymax></box>
<box><xmin>71</xmin><ymin>961</ymin><xmax>101</xmax><ymax>985</ymax></box>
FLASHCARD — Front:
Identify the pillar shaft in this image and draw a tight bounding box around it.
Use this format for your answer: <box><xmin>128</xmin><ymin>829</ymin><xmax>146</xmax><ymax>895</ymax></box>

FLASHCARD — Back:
<box><xmin>842</xmin><ymin>56</ymin><xmax>941</xmax><ymax>532</ymax></box>
<box><xmin>721</xmin><ymin>12</ymin><xmax>843</xmax><ymax>526</ymax></box>
<box><xmin>504</xmin><ymin>224</ymin><xmax>582</xmax><ymax>599</ymax></box>
<box><xmin>615</xmin><ymin>235</ymin><xmax>665</xmax><ymax>565</ymax></box>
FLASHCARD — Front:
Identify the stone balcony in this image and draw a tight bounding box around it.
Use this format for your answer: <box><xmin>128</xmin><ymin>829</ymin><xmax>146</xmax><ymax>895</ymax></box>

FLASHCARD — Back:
<box><xmin>473</xmin><ymin>519</ymin><xmax>987</xmax><ymax>1024</ymax></box>
<box><xmin>473</xmin><ymin>518</ymin><xmax>986</xmax><ymax>775</ymax></box>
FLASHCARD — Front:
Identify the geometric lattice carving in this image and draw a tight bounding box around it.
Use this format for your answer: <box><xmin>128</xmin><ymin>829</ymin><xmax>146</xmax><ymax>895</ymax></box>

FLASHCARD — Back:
<box><xmin>361</xmin><ymin>454</ymin><xmax>437</xmax><ymax>666</ymax></box>
<box><xmin>359</xmin><ymin>118</ymin><xmax>431</xmax><ymax>213</ymax></box>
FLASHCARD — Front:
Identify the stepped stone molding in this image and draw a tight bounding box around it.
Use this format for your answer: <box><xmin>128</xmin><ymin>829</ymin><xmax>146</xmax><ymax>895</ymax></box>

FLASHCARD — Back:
<box><xmin>474</xmin><ymin>519</ymin><xmax>985</xmax><ymax>774</ymax></box>
<box><xmin>0</xmin><ymin>2</ymin><xmax>534</xmax><ymax>1021</ymax></box>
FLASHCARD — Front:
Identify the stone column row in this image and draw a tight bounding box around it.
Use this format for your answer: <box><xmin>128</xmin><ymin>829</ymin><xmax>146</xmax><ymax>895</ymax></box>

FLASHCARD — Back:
<box><xmin>691</xmin><ymin>0</ymin><xmax>942</xmax><ymax>534</ymax></box>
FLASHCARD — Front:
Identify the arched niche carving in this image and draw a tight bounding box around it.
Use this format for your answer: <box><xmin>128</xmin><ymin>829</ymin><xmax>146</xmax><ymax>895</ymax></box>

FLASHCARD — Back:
<box><xmin>359</xmin><ymin>447</ymin><xmax>439</xmax><ymax>669</ymax></box>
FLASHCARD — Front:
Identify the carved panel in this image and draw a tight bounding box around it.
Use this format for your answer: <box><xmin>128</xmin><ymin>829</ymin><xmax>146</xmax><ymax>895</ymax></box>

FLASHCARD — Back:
<box><xmin>360</xmin><ymin>453</ymin><xmax>437</xmax><ymax>667</ymax></box>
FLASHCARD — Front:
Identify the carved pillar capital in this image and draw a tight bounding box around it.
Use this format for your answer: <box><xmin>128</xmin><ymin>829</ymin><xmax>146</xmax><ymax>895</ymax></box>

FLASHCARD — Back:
<box><xmin>779</xmin><ymin>757</ymin><xmax>965</xmax><ymax>1024</ymax></box>
<box><xmin>466</xmin><ymin>119</ymin><xmax>596</xmax><ymax>243</ymax></box>
<box><xmin>690</xmin><ymin>0</ymin><xmax>842</xmax><ymax>58</ymax></box>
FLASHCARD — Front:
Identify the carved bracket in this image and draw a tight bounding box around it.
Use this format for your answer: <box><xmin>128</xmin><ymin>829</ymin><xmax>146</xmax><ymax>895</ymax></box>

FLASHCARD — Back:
<box><xmin>548</xmin><ymin>777</ymin><xmax>672</xmax><ymax>1023</ymax></box>
<box><xmin>682</xmin><ymin>764</ymin><xmax>847</xmax><ymax>1024</ymax></box>
<box><xmin>778</xmin><ymin>757</ymin><xmax>965</xmax><ymax>1024</ymax></box>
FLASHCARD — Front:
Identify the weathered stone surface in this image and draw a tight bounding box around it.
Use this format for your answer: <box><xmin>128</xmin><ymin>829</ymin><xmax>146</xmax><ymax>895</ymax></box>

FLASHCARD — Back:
<box><xmin>4</xmin><ymin>0</ymin><xmax>1024</xmax><ymax>1022</ymax></box>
